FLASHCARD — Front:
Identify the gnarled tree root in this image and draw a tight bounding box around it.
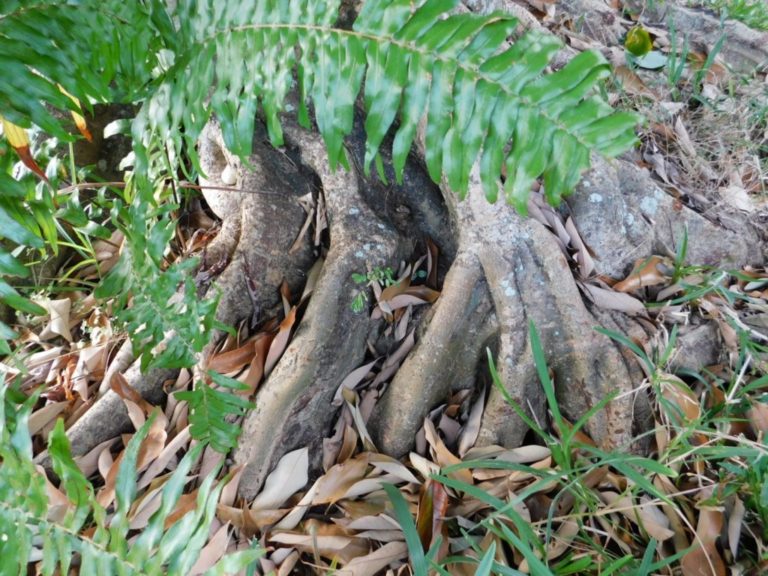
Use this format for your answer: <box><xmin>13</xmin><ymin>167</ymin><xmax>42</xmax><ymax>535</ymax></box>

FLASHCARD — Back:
<box><xmin>39</xmin><ymin>120</ymin><xmax>320</xmax><ymax>464</ymax></box>
<box><xmin>233</xmin><ymin>127</ymin><xmax>411</xmax><ymax>500</ymax></box>
<box><xmin>370</xmin><ymin>167</ymin><xmax>650</xmax><ymax>458</ymax></box>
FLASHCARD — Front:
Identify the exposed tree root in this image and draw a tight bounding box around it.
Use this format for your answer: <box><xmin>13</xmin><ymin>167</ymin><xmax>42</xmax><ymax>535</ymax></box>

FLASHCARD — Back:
<box><xmin>371</xmin><ymin>165</ymin><xmax>650</xmax><ymax>457</ymax></box>
<box><xmin>369</xmin><ymin>251</ymin><xmax>495</xmax><ymax>457</ymax></box>
<box><xmin>44</xmin><ymin>121</ymin><xmax>321</xmax><ymax>463</ymax></box>
<box><xmin>234</xmin><ymin>127</ymin><xmax>410</xmax><ymax>499</ymax></box>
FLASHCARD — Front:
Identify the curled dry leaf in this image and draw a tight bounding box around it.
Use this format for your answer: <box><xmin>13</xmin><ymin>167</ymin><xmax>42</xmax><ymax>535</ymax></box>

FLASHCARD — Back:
<box><xmin>659</xmin><ymin>374</ymin><xmax>701</xmax><ymax>424</ymax></box>
<box><xmin>681</xmin><ymin>505</ymin><xmax>727</xmax><ymax>576</ymax></box>
<box><xmin>457</xmin><ymin>389</ymin><xmax>486</xmax><ymax>457</ymax></box>
<box><xmin>28</xmin><ymin>401</ymin><xmax>67</xmax><ymax>437</ymax></box>
<box><xmin>423</xmin><ymin>418</ymin><xmax>473</xmax><ymax>486</ymax></box>
<box><xmin>746</xmin><ymin>401</ymin><xmax>768</xmax><ymax>436</ymax></box>
<box><xmin>137</xmin><ymin>425</ymin><xmax>191</xmax><ymax>490</ymax></box>
<box><xmin>415</xmin><ymin>479</ymin><xmax>449</xmax><ymax>554</ymax></box>
<box><xmin>269</xmin><ymin>531</ymin><xmax>369</xmax><ymax>565</ymax></box>
<box><xmin>38</xmin><ymin>298</ymin><xmax>73</xmax><ymax>342</ymax></box>
<box><xmin>599</xmin><ymin>491</ymin><xmax>675</xmax><ymax>541</ymax></box>
<box><xmin>726</xmin><ymin>496</ymin><xmax>746</xmax><ymax>558</ymax></box>
<box><xmin>334</xmin><ymin>359</ymin><xmax>380</xmax><ymax>406</ymax></box>
<box><xmin>340</xmin><ymin>541</ymin><xmax>408</xmax><ymax>576</ymax></box>
<box><xmin>189</xmin><ymin>523</ymin><xmax>231</xmax><ymax>575</ymax></box>
<box><xmin>110</xmin><ymin>372</ymin><xmax>158</xmax><ymax>418</ymax></box>
<box><xmin>312</xmin><ymin>454</ymin><xmax>370</xmax><ymax>506</ymax></box>
<box><xmin>367</xmin><ymin>453</ymin><xmax>420</xmax><ymax>485</ymax></box>
<box><xmin>264</xmin><ymin>306</ymin><xmax>297</xmax><ymax>375</ymax></box>
<box><xmin>614</xmin><ymin>255</ymin><xmax>672</xmax><ymax>293</ymax></box>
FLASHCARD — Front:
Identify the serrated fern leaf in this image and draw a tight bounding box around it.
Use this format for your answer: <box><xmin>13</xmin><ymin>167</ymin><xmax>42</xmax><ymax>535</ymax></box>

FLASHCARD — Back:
<box><xmin>94</xmin><ymin>202</ymin><xmax>219</xmax><ymax>371</ymax></box>
<box><xmin>175</xmin><ymin>371</ymin><xmax>253</xmax><ymax>454</ymax></box>
<box><xmin>0</xmin><ymin>0</ymin><xmax>168</xmax><ymax>133</ymax></box>
<box><xmin>125</xmin><ymin>0</ymin><xmax>641</xmax><ymax>212</ymax></box>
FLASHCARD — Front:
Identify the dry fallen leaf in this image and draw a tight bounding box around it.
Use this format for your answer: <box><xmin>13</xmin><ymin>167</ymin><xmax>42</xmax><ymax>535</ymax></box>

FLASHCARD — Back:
<box><xmin>251</xmin><ymin>447</ymin><xmax>309</xmax><ymax>511</ymax></box>
<box><xmin>581</xmin><ymin>282</ymin><xmax>646</xmax><ymax>315</ymax></box>
<box><xmin>312</xmin><ymin>454</ymin><xmax>370</xmax><ymax>506</ymax></box>
<box><xmin>264</xmin><ymin>306</ymin><xmax>297</xmax><ymax>375</ymax></box>
<box><xmin>681</xmin><ymin>504</ymin><xmax>727</xmax><ymax>576</ymax></box>
<box><xmin>614</xmin><ymin>256</ymin><xmax>672</xmax><ymax>293</ymax></box>
<box><xmin>340</xmin><ymin>541</ymin><xmax>408</xmax><ymax>576</ymax></box>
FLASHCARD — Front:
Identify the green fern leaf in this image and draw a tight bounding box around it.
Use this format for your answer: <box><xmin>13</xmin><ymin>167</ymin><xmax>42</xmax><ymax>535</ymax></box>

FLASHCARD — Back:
<box><xmin>125</xmin><ymin>0</ymin><xmax>639</xmax><ymax>212</ymax></box>
<box><xmin>3</xmin><ymin>0</ymin><xmax>639</xmax><ymax>210</ymax></box>
<box><xmin>175</xmin><ymin>371</ymin><xmax>254</xmax><ymax>454</ymax></box>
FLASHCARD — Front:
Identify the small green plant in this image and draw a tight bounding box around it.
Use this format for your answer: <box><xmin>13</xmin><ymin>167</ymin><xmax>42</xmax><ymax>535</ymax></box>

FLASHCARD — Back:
<box><xmin>350</xmin><ymin>266</ymin><xmax>397</xmax><ymax>313</ymax></box>
<box><xmin>699</xmin><ymin>0</ymin><xmax>768</xmax><ymax>30</ymax></box>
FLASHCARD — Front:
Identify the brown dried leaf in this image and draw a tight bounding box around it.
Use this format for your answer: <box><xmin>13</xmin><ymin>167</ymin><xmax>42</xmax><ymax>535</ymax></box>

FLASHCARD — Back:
<box><xmin>614</xmin><ymin>255</ymin><xmax>672</xmax><ymax>293</ymax></box>
<box><xmin>457</xmin><ymin>389</ymin><xmax>485</xmax><ymax>457</ymax></box>
<box><xmin>659</xmin><ymin>374</ymin><xmax>701</xmax><ymax>423</ymax></box>
<box><xmin>334</xmin><ymin>358</ymin><xmax>380</xmax><ymax>406</ymax></box>
<box><xmin>137</xmin><ymin>425</ymin><xmax>191</xmax><ymax>490</ymax></box>
<box><xmin>39</xmin><ymin>298</ymin><xmax>73</xmax><ymax>342</ymax></box>
<box><xmin>337</xmin><ymin>425</ymin><xmax>359</xmax><ymax>465</ymax></box>
<box><xmin>207</xmin><ymin>340</ymin><xmax>257</xmax><ymax>374</ymax></box>
<box><xmin>240</xmin><ymin>332</ymin><xmax>274</xmax><ymax>393</ymax></box>
<box><xmin>97</xmin><ymin>451</ymin><xmax>124</xmax><ymax>508</ymax></box>
<box><xmin>110</xmin><ymin>372</ymin><xmax>156</xmax><ymax>417</ymax></box>
<box><xmin>312</xmin><ymin>454</ymin><xmax>370</xmax><ymax>506</ymax></box>
<box><xmin>280</xmin><ymin>279</ymin><xmax>292</xmax><ymax>317</ymax></box>
<box><xmin>189</xmin><ymin>523</ymin><xmax>231</xmax><ymax>575</ymax></box>
<box><xmin>264</xmin><ymin>306</ymin><xmax>297</xmax><ymax>375</ymax></box>
<box><xmin>276</xmin><ymin>550</ymin><xmax>300</xmax><ymax>576</ymax></box>
<box><xmin>727</xmin><ymin>496</ymin><xmax>746</xmax><ymax>558</ymax></box>
<box><xmin>423</xmin><ymin>418</ymin><xmax>473</xmax><ymax>486</ymax></box>
<box><xmin>581</xmin><ymin>282</ymin><xmax>646</xmax><ymax>315</ymax></box>
<box><xmin>216</xmin><ymin>504</ymin><xmax>285</xmax><ymax>535</ymax></box>
<box><xmin>614</xmin><ymin>65</ymin><xmax>657</xmax><ymax>98</ymax></box>
<box><xmin>415</xmin><ymin>479</ymin><xmax>449</xmax><ymax>553</ymax></box>
<box><xmin>136</xmin><ymin>408</ymin><xmax>168</xmax><ymax>472</ymax></box>
<box><xmin>268</xmin><ymin>531</ymin><xmax>368</xmax><ymax>565</ymax></box>
<box><xmin>379</xmin><ymin>277</ymin><xmax>411</xmax><ymax>303</ymax></box>
<box><xmin>403</xmin><ymin>285</ymin><xmax>441</xmax><ymax>303</ymax></box>
<box><xmin>368</xmin><ymin>453</ymin><xmax>420</xmax><ymax>485</ymax></box>
<box><xmin>409</xmin><ymin>452</ymin><xmax>440</xmax><ymax>482</ymax></box>
<box><xmin>371</xmin><ymin>331</ymin><xmax>415</xmax><ymax>387</ymax></box>
<box><xmin>747</xmin><ymin>401</ymin><xmax>768</xmax><ymax>436</ymax></box>
<box><xmin>342</xmin><ymin>541</ymin><xmax>408</xmax><ymax>576</ymax></box>
<box><xmin>599</xmin><ymin>491</ymin><xmax>674</xmax><ymax>541</ymax></box>
<box><xmin>681</xmin><ymin>506</ymin><xmax>726</xmax><ymax>576</ymax></box>
<box><xmin>28</xmin><ymin>402</ymin><xmax>67</xmax><ymax>436</ymax></box>
<box><xmin>74</xmin><ymin>437</ymin><xmax>119</xmax><ymax>478</ymax></box>
<box><xmin>165</xmin><ymin>490</ymin><xmax>199</xmax><ymax>529</ymax></box>
<box><xmin>251</xmin><ymin>447</ymin><xmax>308</xmax><ymax>511</ymax></box>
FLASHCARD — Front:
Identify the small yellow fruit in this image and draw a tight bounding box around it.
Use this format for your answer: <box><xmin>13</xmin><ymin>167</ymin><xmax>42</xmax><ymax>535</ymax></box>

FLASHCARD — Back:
<box><xmin>625</xmin><ymin>25</ymin><xmax>653</xmax><ymax>57</ymax></box>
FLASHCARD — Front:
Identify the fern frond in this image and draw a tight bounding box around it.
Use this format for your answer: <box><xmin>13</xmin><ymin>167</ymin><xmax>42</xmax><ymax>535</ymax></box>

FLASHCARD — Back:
<box><xmin>94</xmin><ymin>200</ymin><xmax>219</xmax><ymax>371</ymax></box>
<box><xmin>0</xmin><ymin>0</ymin><xmax>170</xmax><ymax>134</ymax></box>
<box><xmin>176</xmin><ymin>371</ymin><xmax>254</xmax><ymax>454</ymax></box>
<box><xmin>129</xmin><ymin>0</ymin><xmax>641</xmax><ymax>211</ymax></box>
<box><xmin>2</xmin><ymin>0</ymin><xmax>639</xmax><ymax>209</ymax></box>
